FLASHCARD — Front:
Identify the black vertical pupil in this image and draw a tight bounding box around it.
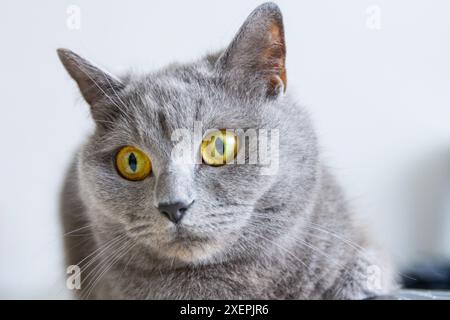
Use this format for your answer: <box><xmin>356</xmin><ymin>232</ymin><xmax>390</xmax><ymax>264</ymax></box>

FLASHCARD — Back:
<box><xmin>215</xmin><ymin>137</ymin><xmax>224</xmax><ymax>155</ymax></box>
<box><xmin>128</xmin><ymin>153</ymin><xmax>137</xmax><ymax>172</ymax></box>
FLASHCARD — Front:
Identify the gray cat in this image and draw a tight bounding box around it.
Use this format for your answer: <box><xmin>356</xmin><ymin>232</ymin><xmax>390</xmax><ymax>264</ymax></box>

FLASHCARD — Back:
<box><xmin>58</xmin><ymin>3</ymin><xmax>393</xmax><ymax>299</ymax></box>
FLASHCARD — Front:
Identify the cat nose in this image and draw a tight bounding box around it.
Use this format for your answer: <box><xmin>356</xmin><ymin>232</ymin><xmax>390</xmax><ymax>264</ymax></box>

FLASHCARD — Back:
<box><xmin>158</xmin><ymin>200</ymin><xmax>193</xmax><ymax>224</ymax></box>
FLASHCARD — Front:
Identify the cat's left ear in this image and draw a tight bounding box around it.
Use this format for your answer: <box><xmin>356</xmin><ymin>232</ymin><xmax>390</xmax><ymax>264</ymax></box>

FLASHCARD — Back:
<box><xmin>216</xmin><ymin>3</ymin><xmax>286</xmax><ymax>98</ymax></box>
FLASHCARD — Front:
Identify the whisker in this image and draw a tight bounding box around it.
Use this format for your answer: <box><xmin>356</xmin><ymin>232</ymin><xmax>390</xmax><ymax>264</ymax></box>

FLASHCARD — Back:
<box><xmin>77</xmin><ymin>234</ymin><xmax>127</xmax><ymax>282</ymax></box>
<box><xmin>79</xmin><ymin>237</ymin><xmax>130</xmax><ymax>297</ymax></box>
<box><xmin>83</xmin><ymin>241</ymin><xmax>137</xmax><ymax>299</ymax></box>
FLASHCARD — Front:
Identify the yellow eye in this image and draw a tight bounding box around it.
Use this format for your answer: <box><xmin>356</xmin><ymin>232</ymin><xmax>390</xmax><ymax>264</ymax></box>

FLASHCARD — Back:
<box><xmin>115</xmin><ymin>146</ymin><xmax>152</xmax><ymax>181</ymax></box>
<box><xmin>201</xmin><ymin>130</ymin><xmax>238</xmax><ymax>166</ymax></box>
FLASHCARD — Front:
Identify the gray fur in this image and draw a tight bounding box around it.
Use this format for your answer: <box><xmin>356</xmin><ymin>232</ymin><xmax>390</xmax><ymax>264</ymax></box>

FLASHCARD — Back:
<box><xmin>58</xmin><ymin>3</ymin><xmax>393</xmax><ymax>299</ymax></box>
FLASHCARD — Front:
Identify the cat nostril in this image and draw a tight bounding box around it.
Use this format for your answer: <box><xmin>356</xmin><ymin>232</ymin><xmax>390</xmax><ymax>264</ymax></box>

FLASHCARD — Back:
<box><xmin>158</xmin><ymin>200</ymin><xmax>193</xmax><ymax>224</ymax></box>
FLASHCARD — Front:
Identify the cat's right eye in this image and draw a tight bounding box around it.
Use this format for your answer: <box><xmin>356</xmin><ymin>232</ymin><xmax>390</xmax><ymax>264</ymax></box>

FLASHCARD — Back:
<box><xmin>115</xmin><ymin>146</ymin><xmax>152</xmax><ymax>181</ymax></box>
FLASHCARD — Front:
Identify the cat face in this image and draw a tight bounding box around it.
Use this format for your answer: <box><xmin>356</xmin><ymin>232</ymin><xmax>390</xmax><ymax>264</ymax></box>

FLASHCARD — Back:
<box><xmin>59</xmin><ymin>3</ymin><xmax>319</xmax><ymax>265</ymax></box>
<box><xmin>79</xmin><ymin>76</ymin><xmax>282</xmax><ymax>263</ymax></box>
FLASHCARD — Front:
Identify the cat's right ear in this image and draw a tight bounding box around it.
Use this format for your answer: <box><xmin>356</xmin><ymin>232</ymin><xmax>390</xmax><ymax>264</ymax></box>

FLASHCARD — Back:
<box><xmin>57</xmin><ymin>48</ymin><xmax>124</xmax><ymax>107</ymax></box>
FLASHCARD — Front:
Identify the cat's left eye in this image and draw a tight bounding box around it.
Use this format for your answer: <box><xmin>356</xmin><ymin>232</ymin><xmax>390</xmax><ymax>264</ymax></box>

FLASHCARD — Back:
<box><xmin>201</xmin><ymin>130</ymin><xmax>238</xmax><ymax>166</ymax></box>
<box><xmin>115</xmin><ymin>146</ymin><xmax>152</xmax><ymax>181</ymax></box>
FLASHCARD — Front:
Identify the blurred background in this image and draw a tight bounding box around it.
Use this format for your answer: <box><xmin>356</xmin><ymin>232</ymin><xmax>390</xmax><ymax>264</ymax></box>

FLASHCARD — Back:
<box><xmin>0</xmin><ymin>0</ymin><xmax>449</xmax><ymax>298</ymax></box>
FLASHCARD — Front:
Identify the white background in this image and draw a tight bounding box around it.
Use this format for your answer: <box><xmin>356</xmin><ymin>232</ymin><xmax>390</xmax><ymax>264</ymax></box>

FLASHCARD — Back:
<box><xmin>1</xmin><ymin>0</ymin><xmax>449</xmax><ymax>298</ymax></box>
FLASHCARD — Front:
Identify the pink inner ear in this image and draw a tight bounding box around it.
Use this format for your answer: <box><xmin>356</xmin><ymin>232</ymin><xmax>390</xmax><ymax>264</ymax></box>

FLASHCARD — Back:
<box><xmin>216</xmin><ymin>4</ymin><xmax>287</xmax><ymax>96</ymax></box>
<box><xmin>264</xmin><ymin>21</ymin><xmax>287</xmax><ymax>93</ymax></box>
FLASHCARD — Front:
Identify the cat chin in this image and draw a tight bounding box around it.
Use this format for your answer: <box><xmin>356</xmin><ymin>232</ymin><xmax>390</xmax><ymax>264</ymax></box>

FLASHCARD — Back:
<box><xmin>158</xmin><ymin>238</ymin><xmax>225</xmax><ymax>265</ymax></box>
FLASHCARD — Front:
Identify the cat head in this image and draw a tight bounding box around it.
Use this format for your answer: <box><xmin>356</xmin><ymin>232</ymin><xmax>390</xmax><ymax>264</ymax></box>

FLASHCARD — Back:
<box><xmin>58</xmin><ymin>3</ymin><xmax>319</xmax><ymax>265</ymax></box>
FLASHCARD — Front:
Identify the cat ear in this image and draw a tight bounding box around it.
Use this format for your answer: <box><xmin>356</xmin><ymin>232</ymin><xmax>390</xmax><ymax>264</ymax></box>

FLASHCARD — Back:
<box><xmin>57</xmin><ymin>48</ymin><xmax>124</xmax><ymax>106</ymax></box>
<box><xmin>216</xmin><ymin>3</ymin><xmax>286</xmax><ymax>97</ymax></box>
